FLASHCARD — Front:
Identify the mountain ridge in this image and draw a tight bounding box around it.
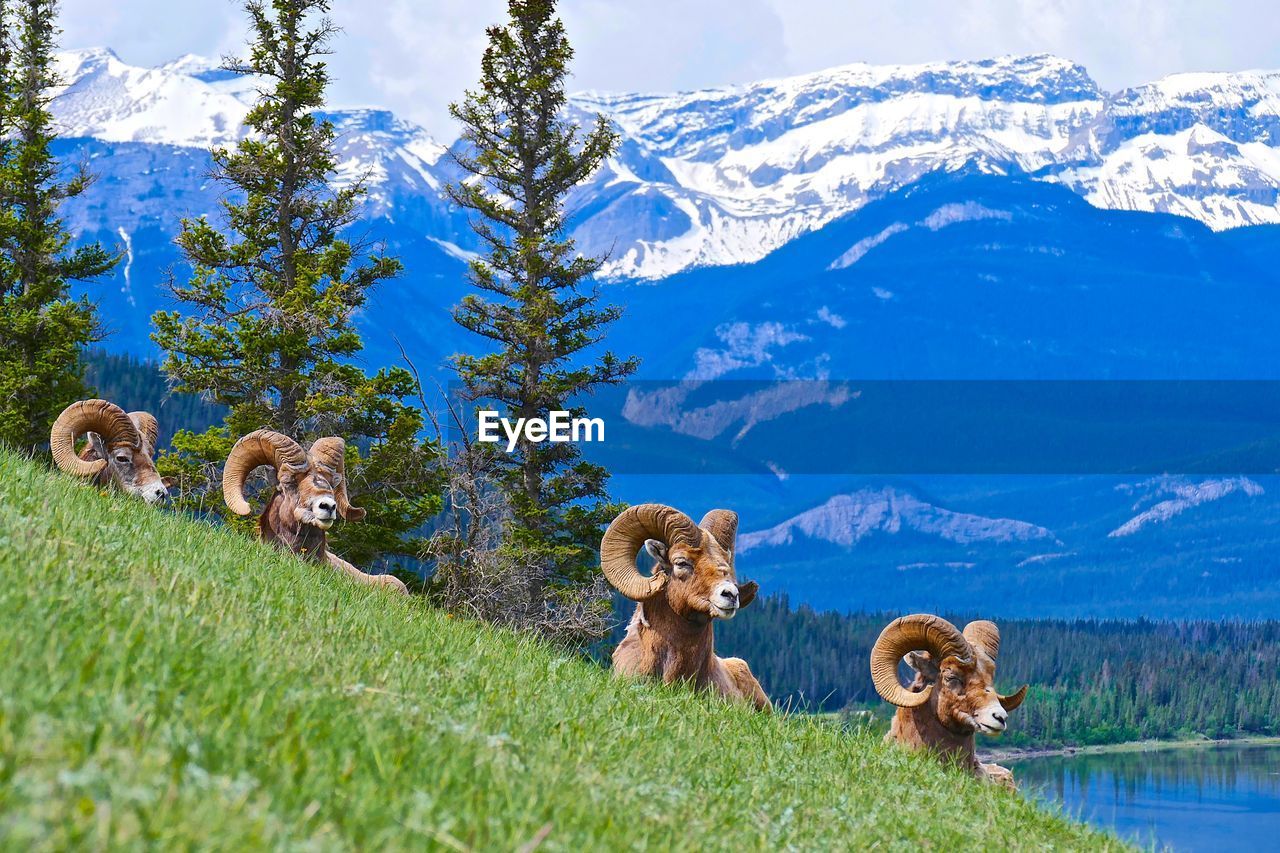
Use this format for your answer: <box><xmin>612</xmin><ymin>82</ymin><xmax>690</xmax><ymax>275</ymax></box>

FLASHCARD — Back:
<box><xmin>51</xmin><ymin>48</ymin><xmax>1280</xmax><ymax>282</ymax></box>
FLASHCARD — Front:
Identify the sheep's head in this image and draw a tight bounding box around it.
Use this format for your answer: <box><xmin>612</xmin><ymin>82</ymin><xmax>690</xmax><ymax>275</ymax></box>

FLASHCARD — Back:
<box><xmin>870</xmin><ymin>614</ymin><xmax>1028</xmax><ymax>736</ymax></box>
<box><xmin>600</xmin><ymin>504</ymin><xmax>758</xmax><ymax>621</ymax></box>
<box><xmin>50</xmin><ymin>400</ymin><xmax>171</xmax><ymax>505</ymax></box>
<box><xmin>222</xmin><ymin>430</ymin><xmax>366</xmax><ymax>531</ymax></box>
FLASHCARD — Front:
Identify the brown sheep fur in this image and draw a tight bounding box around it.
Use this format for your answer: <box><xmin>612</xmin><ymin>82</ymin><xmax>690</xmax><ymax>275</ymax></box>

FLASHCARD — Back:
<box><xmin>50</xmin><ymin>401</ymin><xmax>171</xmax><ymax>505</ymax></box>
<box><xmin>870</xmin><ymin>615</ymin><xmax>1028</xmax><ymax>789</ymax></box>
<box><xmin>224</xmin><ymin>430</ymin><xmax>409</xmax><ymax>595</ymax></box>
<box><xmin>890</xmin><ymin>650</ymin><xmax>1019</xmax><ymax>789</ymax></box>
<box><xmin>255</xmin><ymin>480</ymin><xmax>404</xmax><ymax>592</ymax></box>
<box><xmin>605</xmin><ymin>505</ymin><xmax>771</xmax><ymax>711</ymax></box>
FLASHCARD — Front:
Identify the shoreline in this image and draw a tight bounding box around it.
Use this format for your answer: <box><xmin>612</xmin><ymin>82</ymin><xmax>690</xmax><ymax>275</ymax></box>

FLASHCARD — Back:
<box><xmin>987</xmin><ymin>734</ymin><xmax>1280</xmax><ymax>762</ymax></box>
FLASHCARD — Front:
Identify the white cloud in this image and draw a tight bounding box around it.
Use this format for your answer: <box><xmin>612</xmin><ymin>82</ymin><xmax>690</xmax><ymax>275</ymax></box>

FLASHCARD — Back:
<box><xmin>56</xmin><ymin>0</ymin><xmax>1280</xmax><ymax>138</ymax></box>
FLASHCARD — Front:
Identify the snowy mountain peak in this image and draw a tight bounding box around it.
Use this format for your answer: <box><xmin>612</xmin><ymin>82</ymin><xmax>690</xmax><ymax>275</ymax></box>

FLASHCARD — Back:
<box><xmin>57</xmin><ymin>46</ymin><xmax>122</xmax><ymax>71</ymax></box>
<box><xmin>51</xmin><ymin>47</ymin><xmax>1280</xmax><ymax>280</ymax></box>
<box><xmin>738</xmin><ymin>488</ymin><xmax>1057</xmax><ymax>552</ymax></box>
<box><xmin>54</xmin><ymin>47</ymin><xmax>252</xmax><ymax>147</ymax></box>
<box><xmin>568</xmin><ymin>53</ymin><xmax>1112</xmax><ymax>278</ymax></box>
<box><xmin>159</xmin><ymin>53</ymin><xmax>221</xmax><ymax>74</ymax></box>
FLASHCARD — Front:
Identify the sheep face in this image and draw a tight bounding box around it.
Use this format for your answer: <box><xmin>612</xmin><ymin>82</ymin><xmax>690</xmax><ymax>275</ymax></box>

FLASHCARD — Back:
<box><xmin>643</xmin><ymin>535</ymin><xmax>758</xmax><ymax>621</ymax></box>
<box><xmin>904</xmin><ymin>650</ymin><xmax>1014</xmax><ymax>736</ymax></box>
<box><xmin>224</xmin><ymin>431</ymin><xmax>366</xmax><ymax>536</ymax></box>
<box><xmin>51</xmin><ymin>402</ymin><xmax>171</xmax><ymax>505</ymax></box>
<box><xmin>86</xmin><ymin>433</ymin><xmax>172</xmax><ymax>505</ymax></box>
<box><xmin>275</xmin><ymin>466</ymin><xmax>346</xmax><ymax>530</ymax></box>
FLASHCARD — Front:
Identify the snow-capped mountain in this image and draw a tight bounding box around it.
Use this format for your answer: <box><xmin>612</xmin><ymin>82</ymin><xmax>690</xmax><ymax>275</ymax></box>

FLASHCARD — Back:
<box><xmin>738</xmin><ymin>488</ymin><xmax>1057</xmax><ymax>552</ymax></box>
<box><xmin>52</xmin><ymin>49</ymin><xmax>455</xmax><ymax>228</ymax></box>
<box><xmin>53</xmin><ymin>49</ymin><xmax>253</xmax><ymax>147</ymax></box>
<box><xmin>573</xmin><ymin>54</ymin><xmax>1105</xmax><ymax>278</ymax></box>
<box><xmin>50</xmin><ymin>48</ymin><xmax>1280</xmax><ymax>282</ymax></box>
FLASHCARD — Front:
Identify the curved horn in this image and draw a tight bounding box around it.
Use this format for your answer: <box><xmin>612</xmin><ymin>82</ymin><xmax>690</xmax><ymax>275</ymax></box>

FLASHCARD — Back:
<box><xmin>999</xmin><ymin>684</ymin><xmax>1029</xmax><ymax>712</ymax></box>
<box><xmin>222</xmin><ymin>429</ymin><xmax>308</xmax><ymax>516</ymax></box>
<box><xmin>308</xmin><ymin>437</ymin><xmax>365</xmax><ymax>521</ymax></box>
<box><xmin>50</xmin><ymin>399</ymin><xmax>140</xmax><ymax>479</ymax></box>
<box><xmin>600</xmin><ymin>504</ymin><xmax>701</xmax><ymax>601</ymax></box>
<box><xmin>963</xmin><ymin>620</ymin><xmax>1001</xmax><ymax>661</ymax></box>
<box><xmin>128</xmin><ymin>411</ymin><xmax>160</xmax><ymax>453</ymax></box>
<box><xmin>963</xmin><ymin>620</ymin><xmax>1027</xmax><ymax>710</ymax></box>
<box><xmin>699</xmin><ymin>509</ymin><xmax>738</xmax><ymax>556</ymax></box>
<box><xmin>870</xmin><ymin>614</ymin><xmax>971</xmax><ymax>709</ymax></box>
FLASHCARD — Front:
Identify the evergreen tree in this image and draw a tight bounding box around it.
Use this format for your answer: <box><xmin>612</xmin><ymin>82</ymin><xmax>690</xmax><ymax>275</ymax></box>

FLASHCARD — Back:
<box><xmin>448</xmin><ymin>0</ymin><xmax>637</xmax><ymax>589</ymax></box>
<box><xmin>0</xmin><ymin>0</ymin><xmax>115</xmax><ymax>450</ymax></box>
<box><xmin>152</xmin><ymin>0</ymin><xmax>441</xmax><ymax>570</ymax></box>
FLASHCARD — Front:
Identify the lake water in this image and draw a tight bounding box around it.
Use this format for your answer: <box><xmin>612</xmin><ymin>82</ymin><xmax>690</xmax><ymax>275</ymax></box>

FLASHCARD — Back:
<box><xmin>1012</xmin><ymin>743</ymin><xmax>1280</xmax><ymax>850</ymax></box>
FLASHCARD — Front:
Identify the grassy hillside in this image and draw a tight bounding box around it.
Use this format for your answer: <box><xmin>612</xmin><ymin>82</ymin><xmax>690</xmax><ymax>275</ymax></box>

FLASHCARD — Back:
<box><xmin>0</xmin><ymin>449</ymin><xmax>1121</xmax><ymax>850</ymax></box>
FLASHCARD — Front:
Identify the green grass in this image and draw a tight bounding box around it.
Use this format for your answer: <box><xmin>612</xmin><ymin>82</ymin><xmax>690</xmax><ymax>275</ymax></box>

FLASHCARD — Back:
<box><xmin>0</xmin><ymin>449</ymin><xmax>1123</xmax><ymax>850</ymax></box>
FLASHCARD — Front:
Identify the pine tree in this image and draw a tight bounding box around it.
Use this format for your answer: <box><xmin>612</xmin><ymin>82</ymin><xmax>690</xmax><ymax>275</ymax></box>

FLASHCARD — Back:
<box><xmin>0</xmin><ymin>0</ymin><xmax>116</xmax><ymax>450</ymax></box>
<box><xmin>448</xmin><ymin>0</ymin><xmax>637</xmax><ymax>589</ymax></box>
<box><xmin>152</xmin><ymin>0</ymin><xmax>441</xmax><ymax>570</ymax></box>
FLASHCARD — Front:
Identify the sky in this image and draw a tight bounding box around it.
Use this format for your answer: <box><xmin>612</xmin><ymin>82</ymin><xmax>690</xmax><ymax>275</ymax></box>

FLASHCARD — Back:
<box><xmin>58</xmin><ymin>0</ymin><xmax>1280</xmax><ymax>135</ymax></box>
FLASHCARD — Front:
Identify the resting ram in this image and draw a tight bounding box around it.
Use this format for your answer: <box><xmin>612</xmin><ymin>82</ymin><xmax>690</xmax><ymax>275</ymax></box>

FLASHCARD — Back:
<box><xmin>602</xmin><ymin>503</ymin><xmax>770</xmax><ymax>711</ymax></box>
<box><xmin>222</xmin><ymin>429</ymin><xmax>408</xmax><ymax>595</ymax></box>
<box><xmin>50</xmin><ymin>399</ymin><xmax>172</xmax><ymax>505</ymax></box>
<box><xmin>870</xmin><ymin>614</ymin><xmax>1028</xmax><ymax>789</ymax></box>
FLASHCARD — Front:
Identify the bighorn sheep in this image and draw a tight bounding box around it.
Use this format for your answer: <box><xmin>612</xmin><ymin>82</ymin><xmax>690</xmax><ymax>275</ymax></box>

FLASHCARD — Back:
<box><xmin>222</xmin><ymin>429</ymin><xmax>408</xmax><ymax>595</ymax></box>
<box><xmin>601</xmin><ymin>504</ymin><xmax>770</xmax><ymax>711</ymax></box>
<box><xmin>870</xmin><ymin>614</ymin><xmax>1028</xmax><ymax>789</ymax></box>
<box><xmin>50</xmin><ymin>399</ymin><xmax>172</xmax><ymax>505</ymax></box>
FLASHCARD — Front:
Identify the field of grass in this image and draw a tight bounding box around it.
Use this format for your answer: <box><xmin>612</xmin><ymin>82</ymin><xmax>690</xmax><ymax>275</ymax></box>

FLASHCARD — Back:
<box><xmin>0</xmin><ymin>448</ymin><xmax>1123</xmax><ymax>850</ymax></box>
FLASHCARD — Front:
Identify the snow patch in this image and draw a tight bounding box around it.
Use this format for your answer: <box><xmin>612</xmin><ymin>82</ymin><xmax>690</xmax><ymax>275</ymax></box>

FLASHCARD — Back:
<box><xmin>689</xmin><ymin>321</ymin><xmax>809</xmax><ymax>381</ymax></box>
<box><xmin>897</xmin><ymin>562</ymin><xmax>977</xmax><ymax>571</ymax></box>
<box><xmin>621</xmin><ymin>380</ymin><xmax>854</xmax><ymax>443</ymax></box>
<box><xmin>921</xmin><ymin>202</ymin><xmax>1012</xmax><ymax>230</ymax></box>
<box><xmin>1109</xmin><ymin>477</ymin><xmax>1264</xmax><ymax>537</ymax></box>
<box><xmin>116</xmin><ymin>227</ymin><xmax>135</xmax><ymax>307</ymax></box>
<box><xmin>830</xmin><ymin>224</ymin><xmax>908</xmax><ymax>270</ymax></box>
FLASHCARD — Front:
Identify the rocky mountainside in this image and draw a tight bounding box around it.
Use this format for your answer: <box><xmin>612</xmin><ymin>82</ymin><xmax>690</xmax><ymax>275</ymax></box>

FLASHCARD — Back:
<box><xmin>737</xmin><ymin>487</ymin><xmax>1058</xmax><ymax>551</ymax></box>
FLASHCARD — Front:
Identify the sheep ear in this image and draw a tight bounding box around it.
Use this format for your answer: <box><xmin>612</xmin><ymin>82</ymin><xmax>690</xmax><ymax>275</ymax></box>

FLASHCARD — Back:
<box><xmin>905</xmin><ymin>650</ymin><xmax>939</xmax><ymax>680</ymax></box>
<box><xmin>643</xmin><ymin>539</ymin><xmax>669</xmax><ymax>567</ymax></box>
<box><xmin>86</xmin><ymin>431</ymin><xmax>109</xmax><ymax>462</ymax></box>
<box><xmin>738</xmin><ymin>580</ymin><xmax>759</xmax><ymax>608</ymax></box>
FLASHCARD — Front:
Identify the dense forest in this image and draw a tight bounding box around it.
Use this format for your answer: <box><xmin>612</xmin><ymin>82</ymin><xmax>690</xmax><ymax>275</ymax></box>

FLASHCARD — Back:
<box><xmin>83</xmin><ymin>350</ymin><xmax>225</xmax><ymax>442</ymax></box>
<box><xmin>711</xmin><ymin>595</ymin><xmax>1280</xmax><ymax>746</ymax></box>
